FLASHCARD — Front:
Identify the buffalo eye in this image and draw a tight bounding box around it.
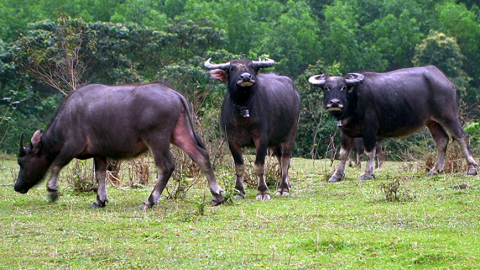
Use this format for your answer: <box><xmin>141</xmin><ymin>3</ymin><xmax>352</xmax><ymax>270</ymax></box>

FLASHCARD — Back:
<box><xmin>230</xmin><ymin>66</ymin><xmax>236</xmax><ymax>72</ymax></box>
<box><xmin>324</xmin><ymin>87</ymin><xmax>330</xmax><ymax>92</ymax></box>
<box><xmin>340</xmin><ymin>86</ymin><xmax>346</xmax><ymax>91</ymax></box>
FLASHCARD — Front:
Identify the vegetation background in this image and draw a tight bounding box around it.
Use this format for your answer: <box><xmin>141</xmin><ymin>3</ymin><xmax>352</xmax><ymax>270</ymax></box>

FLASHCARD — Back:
<box><xmin>1</xmin><ymin>0</ymin><xmax>480</xmax><ymax>159</ymax></box>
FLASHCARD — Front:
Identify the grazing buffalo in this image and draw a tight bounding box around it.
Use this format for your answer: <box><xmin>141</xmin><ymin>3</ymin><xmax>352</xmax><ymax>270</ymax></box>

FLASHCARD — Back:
<box><xmin>309</xmin><ymin>65</ymin><xmax>477</xmax><ymax>182</ymax></box>
<box><xmin>205</xmin><ymin>58</ymin><xmax>300</xmax><ymax>199</ymax></box>
<box><xmin>15</xmin><ymin>82</ymin><xmax>224</xmax><ymax>209</ymax></box>
<box><xmin>348</xmin><ymin>138</ymin><xmax>383</xmax><ymax>169</ymax></box>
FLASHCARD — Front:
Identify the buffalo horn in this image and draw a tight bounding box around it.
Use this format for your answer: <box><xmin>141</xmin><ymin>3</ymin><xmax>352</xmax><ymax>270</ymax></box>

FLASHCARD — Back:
<box><xmin>19</xmin><ymin>133</ymin><xmax>26</xmax><ymax>157</ymax></box>
<box><xmin>308</xmin><ymin>74</ymin><xmax>327</xmax><ymax>87</ymax></box>
<box><xmin>252</xmin><ymin>58</ymin><xmax>275</xmax><ymax>68</ymax></box>
<box><xmin>204</xmin><ymin>58</ymin><xmax>231</xmax><ymax>70</ymax></box>
<box><xmin>345</xmin><ymin>73</ymin><xmax>364</xmax><ymax>85</ymax></box>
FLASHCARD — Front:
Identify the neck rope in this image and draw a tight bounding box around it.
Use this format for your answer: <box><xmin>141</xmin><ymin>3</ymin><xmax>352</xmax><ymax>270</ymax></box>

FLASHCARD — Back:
<box><xmin>229</xmin><ymin>95</ymin><xmax>253</xmax><ymax>118</ymax></box>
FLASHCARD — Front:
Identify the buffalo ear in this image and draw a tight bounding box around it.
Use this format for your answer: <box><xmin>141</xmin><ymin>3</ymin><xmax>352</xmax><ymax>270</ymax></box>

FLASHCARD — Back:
<box><xmin>30</xmin><ymin>130</ymin><xmax>43</xmax><ymax>153</ymax></box>
<box><xmin>209</xmin><ymin>69</ymin><xmax>229</xmax><ymax>82</ymax></box>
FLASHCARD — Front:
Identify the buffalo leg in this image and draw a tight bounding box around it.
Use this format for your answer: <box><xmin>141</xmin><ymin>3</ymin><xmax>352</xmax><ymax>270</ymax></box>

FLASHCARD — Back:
<box><xmin>458</xmin><ymin>137</ymin><xmax>478</xmax><ymax>175</ymax></box>
<box><xmin>46</xmin><ymin>165</ymin><xmax>63</xmax><ymax>202</ymax></box>
<box><xmin>91</xmin><ymin>157</ymin><xmax>108</xmax><ymax>208</ymax></box>
<box><xmin>358</xmin><ymin>148</ymin><xmax>376</xmax><ymax>180</ymax></box>
<box><xmin>47</xmin><ymin>154</ymin><xmax>75</xmax><ymax>202</ymax></box>
<box><xmin>329</xmin><ymin>135</ymin><xmax>354</xmax><ymax>182</ymax></box>
<box><xmin>355</xmin><ymin>150</ymin><xmax>362</xmax><ymax>168</ymax></box>
<box><xmin>438</xmin><ymin>119</ymin><xmax>478</xmax><ymax>175</ymax></box>
<box><xmin>375</xmin><ymin>141</ymin><xmax>382</xmax><ymax>168</ymax></box>
<box><xmin>348</xmin><ymin>150</ymin><xmax>354</xmax><ymax>167</ymax></box>
<box><xmin>139</xmin><ymin>145</ymin><xmax>175</xmax><ymax>209</ymax></box>
<box><xmin>254</xmin><ymin>137</ymin><xmax>269</xmax><ymax>200</ymax></box>
<box><xmin>426</xmin><ymin>121</ymin><xmax>449</xmax><ymax>175</ymax></box>
<box><xmin>358</xmin><ymin>134</ymin><xmax>378</xmax><ymax>180</ymax></box>
<box><xmin>170</xmin><ymin>123</ymin><xmax>224</xmax><ymax>205</ymax></box>
<box><xmin>272</xmin><ymin>144</ymin><xmax>292</xmax><ymax>196</ymax></box>
<box><xmin>228</xmin><ymin>141</ymin><xmax>246</xmax><ymax>199</ymax></box>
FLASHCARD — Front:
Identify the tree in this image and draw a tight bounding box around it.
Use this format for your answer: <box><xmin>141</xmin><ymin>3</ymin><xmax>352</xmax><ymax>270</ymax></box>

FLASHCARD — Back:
<box><xmin>256</xmin><ymin>0</ymin><xmax>322</xmax><ymax>77</ymax></box>
<box><xmin>434</xmin><ymin>1</ymin><xmax>480</xmax><ymax>88</ymax></box>
<box><xmin>365</xmin><ymin>8</ymin><xmax>424</xmax><ymax>70</ymax></box>
<box><xmin>0</xmin><ymin>0</ymin><xmax>44</xmax><ymax>42</ymax></box>
<box><xmin>413</xmin><ymin>30</ymin><xmax>470</xmax><ymax>96</ymax></box>
<box><xmin>15</xmin><ymin>12</ymin><xmax>96</xmax><ymax>94</ymax></box>
<box><xmin>110</xmin><ymin>0</ymin><xmax>167</xmax><ymax>28</ymax></box>
<box><xmin>321</xmin><ymin>0</ymin><xmax>362</xmax><ymax>73</ymax></box>
<box><xmin>294</xmin><ymin>60</ymin><xmax>342</xmax><ymax>158</ymax></box>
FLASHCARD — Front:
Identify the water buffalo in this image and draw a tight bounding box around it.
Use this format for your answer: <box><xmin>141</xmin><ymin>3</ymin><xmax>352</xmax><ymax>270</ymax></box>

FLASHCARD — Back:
<box><xmin>309</xmin><ymin>65</ymin><xmax>477</xmax><ymax>182</ymax></box>
<box><xmin>205</xmin><ymin>58</ymin><xmax>300</xmax><ymax>199</ymax></box>
<box><xmin>15</xmin><ymin>82</ymin><xmax>224</xmax><ymax>209</ymax></box>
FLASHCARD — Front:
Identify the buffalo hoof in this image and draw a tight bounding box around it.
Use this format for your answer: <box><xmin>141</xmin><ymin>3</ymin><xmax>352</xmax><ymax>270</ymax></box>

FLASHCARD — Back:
<box><xmin>235</xmin><ymin>194</ymin><xmax>245</xmax><ymax>200</ymax></box>
<box><xmin>211</xmin><ymin>196</ymin><xmax>225</xmax><ymax>206</ymax></box>
<box><xmin>357</xmin><ymin>174</ymin><xmax>374</xmax><ymax>181</ymax></box>
<box><xmin>328</xmin><ymin>176</ymin><xmax>342</xmax><ymax>182</ymax></box>
<box><xmin>256</xmin><ymin>194</ymin><xmax>271</xmax><ymax>200</ymax></box>
<box><xmin>467</xmin><ymin>169</ymin><xmax>477</xmax><ymax>176</ymax></box>
<box><xmin>138</xmin><ymin>203</ymin><xmax>151</xmax><ymax>210</ymax></box>
<box><xmin>275</xmin><ymin>190</ymin><xmax>289</xmax><ymax>196</ymax></box>
<box><xmin>49</xmin><ymin>191</ymin><xmax>59</xmax><ymax>202</ymax></box>
<box><xmin>90</xmin><ymin>201</ymin><xmax>106</xmax><ymax>208</ymax></box>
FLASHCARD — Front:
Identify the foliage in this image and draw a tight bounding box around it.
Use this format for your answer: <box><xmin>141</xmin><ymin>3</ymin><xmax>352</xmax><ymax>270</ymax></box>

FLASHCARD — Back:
<box><xmin>295</xmin><ymin>59</ymin><xmax>342</xmax><ymax>158</ymax></box>
<box><xmin>379</xmin><ymin>176</ymin><xmax>416</xmax><ymax>202</ymax></box>
<box><xmin>15</xmin><ymin>12</ymin><xmax>96</xmax><ymax>94</ymax></box>
<box><xmin>433</xmin><ymin>1</ymin><xmax>480</xmax><ymax>88</ymax></box>
<box><xmin>413</xmin><ymin>30</ymin><xmax>470</xmax><ymax>96</ymax></box>
<box><xmin>64</xmin><ymin>160</ymin><xmax>96</xmax><ymax>193</ymax></box>
<box><xmin>1</xmin><ymin>0</ymin><xmax>480</xmax><ymax>160</ymax></box>
<box><xmin>255</xmin><ymin>0</ymin><xmax>322</xmax><ymax>77</ymax></box>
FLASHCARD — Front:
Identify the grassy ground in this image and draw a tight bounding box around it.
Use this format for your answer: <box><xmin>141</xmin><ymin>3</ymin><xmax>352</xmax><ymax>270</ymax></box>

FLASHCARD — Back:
<box><xmin>1</xmin><ymin>156</ymin><xmax>479</xmax><ymax>269</ymax></box>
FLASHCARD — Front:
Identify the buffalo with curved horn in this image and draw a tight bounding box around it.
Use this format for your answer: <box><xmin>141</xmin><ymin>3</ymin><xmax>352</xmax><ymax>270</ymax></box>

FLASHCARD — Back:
<box><xmin>309</xmin><ymin>66</ymin><xmax>477</xmax><ymax>182</ymax></box>
<box><xmin>205</xmin><ymin>58</ymin><xmax>300</xmax><ymax>200</ymax></box>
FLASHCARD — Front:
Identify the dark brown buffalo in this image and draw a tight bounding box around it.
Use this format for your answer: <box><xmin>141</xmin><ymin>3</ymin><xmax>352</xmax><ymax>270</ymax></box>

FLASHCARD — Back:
<box><xmin>15</xmin><ymin>82</ymin><xmax>224</xmax><ymax>208</ymax></box>
<box><xmin>205</xmin><ymin>58</ymin><xmax>300</xmax><ymax>199</ymax></box>
<box><xmin>309</xmin><ymin>65</ymin><xmax>477</xmax><ymax>182</ymax></box>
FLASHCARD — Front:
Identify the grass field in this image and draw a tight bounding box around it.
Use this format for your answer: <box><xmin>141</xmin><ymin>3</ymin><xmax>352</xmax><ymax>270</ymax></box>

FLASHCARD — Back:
<box><xmin>1</xmin><ymin>155</ymin><xmax>479</xmax><ymax>269</ymax></box>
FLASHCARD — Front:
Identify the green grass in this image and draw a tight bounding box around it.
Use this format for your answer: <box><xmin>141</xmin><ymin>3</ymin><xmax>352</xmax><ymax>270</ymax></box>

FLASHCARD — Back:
<box><xmin>1</xmin><ymin>156</ymin><xmax>479</xmax><ymax>269</ymax></box>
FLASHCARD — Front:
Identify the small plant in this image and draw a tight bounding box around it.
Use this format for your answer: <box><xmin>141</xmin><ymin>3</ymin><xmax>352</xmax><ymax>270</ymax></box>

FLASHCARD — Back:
<box><xmin>127</xmin><ymin>155</ymin><xmax>151</xmax><ymax>186</ymax></box>
<box><xmin>422</xmin><ymin>143</ymin><xmax>467</xmax><ymax>174</ymax></box>
<box><xmin>106</xmin><ymin>160</ymin><xmax>122</xmax><ymax>185</ymax></box>
<box><xmin>379</xmin><ymin>176</ymin><xmax>416</xmax><ymax>202</ymax></box>
<box><xmin>244</xmin><ymin>153</ymin><xmax>280</xmax><ymax>188</ymax></box>
<box><xmin>64</xmin><ymin>160</ymin><xmax>96</xmax><ymax>193</ymax></box>
<box><xmin>218</xmin><ymin>175</ymin><xmax>238</xmax><ymax>205</ymax></box>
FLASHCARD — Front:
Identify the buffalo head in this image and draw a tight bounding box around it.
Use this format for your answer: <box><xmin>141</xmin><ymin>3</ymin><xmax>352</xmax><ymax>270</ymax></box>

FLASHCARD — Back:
<box><xmin>204</xmin><ymin>58</ymin><xmax>275</xmax><ymax>88</ymax></box>
<box><xmin>308</xmin><ymin>73</ymin><xmax>364</xmax><ymax>119</ymax></box>
<box><xmin>15</xmin><ymin>130</ymin><xmax>52</xmax><ymax>193</ymax></box>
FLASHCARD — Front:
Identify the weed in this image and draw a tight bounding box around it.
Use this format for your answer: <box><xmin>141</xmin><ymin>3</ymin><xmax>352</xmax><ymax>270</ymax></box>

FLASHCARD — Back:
<box><xmin>379</xmin><ymin>176</ymin><xmax>416</xmax><ymax>202</ymax></box>
<box><xmin>64</xmin><ymin>160</ymin><xmax>96</xmax><ymax>193</ymax></box>
<box><xmin>126</xmin><ymin>155</ymin><xmax>151</xmax><ymax>186</ymax></box>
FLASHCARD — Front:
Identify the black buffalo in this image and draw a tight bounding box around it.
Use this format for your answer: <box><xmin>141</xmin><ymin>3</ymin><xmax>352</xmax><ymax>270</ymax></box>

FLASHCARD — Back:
<box><xmin>205</xmin><ymin>58</ymin><xmax>300</xmax><ymax>199</ymax></box>
<box><xmin>15</xmin><ymin>82</ymin><xmax>224</xmax><ymax>208</ymax></box>
<box><xmin>309</xmin><ymin>65</ymin><xmax>477</xmax><ymax>182</ymax></box>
